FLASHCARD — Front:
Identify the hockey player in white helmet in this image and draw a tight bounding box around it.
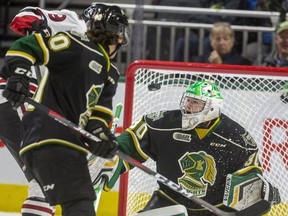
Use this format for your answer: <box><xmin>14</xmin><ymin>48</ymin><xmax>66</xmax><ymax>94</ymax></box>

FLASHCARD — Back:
<box><xmin>117</xmin><ymin>80</ymin><xmax>281</xmax><ymax>216</ymax></box>
<box><xmin>0</xmin><ymin>3</ymin><xmax>127</xmax><ymax>216</ymax></box>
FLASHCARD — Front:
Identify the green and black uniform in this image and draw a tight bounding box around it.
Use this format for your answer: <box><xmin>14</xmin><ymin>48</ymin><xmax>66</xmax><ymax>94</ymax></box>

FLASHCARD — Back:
<box><xmin>4</xmin><ymin>31</ymin><xmax>120</xmax><ymax>206</ymax></box>
<box><xmin>118</xmin><ymin>110</ymin><xmax>259</xmax><ymax>216</ymax></box>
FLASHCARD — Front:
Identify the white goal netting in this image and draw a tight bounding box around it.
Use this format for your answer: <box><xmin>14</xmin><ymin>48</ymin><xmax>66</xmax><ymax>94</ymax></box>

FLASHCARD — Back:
<box><xmin>119</xmin><ymin>61</ymin><xmax>288</xmax><ymax>216</ymax></box>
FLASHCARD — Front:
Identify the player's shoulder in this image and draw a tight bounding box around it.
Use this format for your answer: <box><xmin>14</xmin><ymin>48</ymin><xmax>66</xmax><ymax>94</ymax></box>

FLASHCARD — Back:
<box><xmin>110</xmin><ymin>62</ymin><xmax>120</xmax><ymax>76</ymax></box>
<box><xmin>19</xmin><ymin>7</ymin><xmax>78</xmax><ymax>20</ymax></box>
<box><xmin>18</xmin><ymin>6</ymin><xmax>41</xmax><ymax>14</ymax></box>
<box><xmin>58</xmin><ymin>31</ymin><xmax>110</xmax><ymax>70</ymax></box>
<box><xmin>217</xmin><ymin>114</ymin><xmax>257</xmax><ymax>148</ymax></box>
<box><xmin>219</xmin><ymin>113</ymin><xmax>245</xmax><ymax>132</ymax></box>
<box><xmin>59</xmin><ymin>31</ymin><xmax>98</xmax><ymax>51</ymax></box>
<box><xmin>145</xmin><ymin>110</ymin><xmax>182</xmax><ymax>130</ymax></box>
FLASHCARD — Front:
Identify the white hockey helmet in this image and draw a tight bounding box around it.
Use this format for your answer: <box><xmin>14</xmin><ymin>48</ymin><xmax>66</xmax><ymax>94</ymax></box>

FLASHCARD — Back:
<box><xmin>180</xmin><ymin>80</ymin><xmax>223</xmax><ymax>130</ymax></box>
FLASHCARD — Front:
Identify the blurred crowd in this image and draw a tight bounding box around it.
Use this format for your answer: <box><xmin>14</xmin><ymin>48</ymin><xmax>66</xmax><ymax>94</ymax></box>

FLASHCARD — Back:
<box><xmin>2</xmin><ymin>0</ymin><xmax>288</xmax><ymax>69</ymax></box>
<box><xmin>147</xmin><ymin>0</ymin><xmax>288</xmax><ymax>67</ymax></box>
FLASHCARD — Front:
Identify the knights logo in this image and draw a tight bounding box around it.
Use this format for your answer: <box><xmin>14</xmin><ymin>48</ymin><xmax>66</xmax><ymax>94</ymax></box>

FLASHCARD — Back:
<box><xmin>178</xmin><ymin>151</ymin><xmax>217</xmax><ymax>197</ymax></box>
<box><xmin>86</xmin><ymin>84</ymin><xmax>103</xmax><ymax>108</ymax></box>
<box><xmin>79</xmin><ymin>84</ymin><xmax>104</xmax><ymax>127</ymax></box>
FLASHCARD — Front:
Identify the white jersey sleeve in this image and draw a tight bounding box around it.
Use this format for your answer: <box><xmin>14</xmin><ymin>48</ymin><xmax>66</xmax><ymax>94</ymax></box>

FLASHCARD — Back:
<box><xmin>2</xmin><ymin>7</ymin><xmax>87</xmax><ymax>105</ymax></box>
<box><xmin>10</xmin><ymin>6</ymin><xmax>87</xmax><ymax>36</ymax></box>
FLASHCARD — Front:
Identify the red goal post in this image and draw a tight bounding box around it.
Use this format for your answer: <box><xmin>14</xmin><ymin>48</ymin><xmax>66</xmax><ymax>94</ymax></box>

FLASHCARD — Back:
<box><xmin>118</xmin><ymin>60</ymin><xmax>288</xmax><ymax>216</ymax></box>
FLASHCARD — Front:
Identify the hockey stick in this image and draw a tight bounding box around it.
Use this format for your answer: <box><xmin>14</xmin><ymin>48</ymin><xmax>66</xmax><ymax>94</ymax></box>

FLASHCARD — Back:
<box><xmin>25</xmin><ymin>98</ymin><xmax>270</xmax><ymax>216</ymax></box>
<box><xmin>92</xmin><ymin>103</ymin><xmax>123</xmax><ymax>213</ymax></box>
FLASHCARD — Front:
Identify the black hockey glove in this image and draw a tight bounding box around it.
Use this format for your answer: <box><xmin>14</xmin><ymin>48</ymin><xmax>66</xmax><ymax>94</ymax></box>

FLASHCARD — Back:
<box><xmin>25</xmin><ymin>20</ymin><xmax>51</xmax><ymax>37</ymax></box>
<box><xmin>85</xmin><ymin>120</ymin><xmax>118</xmax><ymax>159</ymax></box>
<box><xmin>3</xmin><ymin>75</ymin><xmax>30</xmax><ymax>110</ymax></box>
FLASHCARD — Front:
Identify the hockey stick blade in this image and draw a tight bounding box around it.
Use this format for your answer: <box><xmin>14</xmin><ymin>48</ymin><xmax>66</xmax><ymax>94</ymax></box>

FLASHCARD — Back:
<box><xmin>25</xmin><ymin>98</ymin><xmax>270</xmax><ymax>216</ymax></box>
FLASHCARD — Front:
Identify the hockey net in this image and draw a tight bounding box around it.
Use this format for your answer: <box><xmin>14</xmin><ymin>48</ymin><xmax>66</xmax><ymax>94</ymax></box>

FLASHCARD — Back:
<box><xmin>118</xmin><ymin>60</ymin><xmax>288</xmax><ymax>216</ymax></box>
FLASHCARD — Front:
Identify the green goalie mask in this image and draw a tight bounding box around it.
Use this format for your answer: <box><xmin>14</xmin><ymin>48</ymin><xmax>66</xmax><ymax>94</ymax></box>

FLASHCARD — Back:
<box><xmin>180</xmin><ymin>80</ymin><xmax>223</xmax><ymax>130</ymax></box>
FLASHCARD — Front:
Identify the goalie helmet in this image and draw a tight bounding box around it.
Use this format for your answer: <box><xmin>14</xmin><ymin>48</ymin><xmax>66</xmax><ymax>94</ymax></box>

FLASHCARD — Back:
<box><xmin>180</xmin><ymin>80</ymin><xmax>223</xmax><ymax>130</ymax></box>
<box><xmin>82</xmin><ymin>3</ymin><xmax>129</xmax><ymax>46</ymax></box>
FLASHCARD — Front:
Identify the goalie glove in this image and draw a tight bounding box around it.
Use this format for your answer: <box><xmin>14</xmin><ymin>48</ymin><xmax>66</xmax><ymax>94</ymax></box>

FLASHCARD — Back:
<box><xmin>223</xmin><ymin>166</ymin><xmax>269</xmax><ymax>212</ymax></box>
<box><xmin>88</xmin><ymin>154</ymin><xmax>124</xmax><ymax>191</ymax></box>
<box><xmin>223</xmin><ymin>166</ymin><xmax>281</xmax><ymax>212</ymax></box>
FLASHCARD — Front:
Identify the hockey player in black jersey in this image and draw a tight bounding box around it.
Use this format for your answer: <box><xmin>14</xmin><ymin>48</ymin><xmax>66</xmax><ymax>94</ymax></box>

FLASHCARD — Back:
<box><xmin>0</xmin><ymin>5</ymin><xmax>88</xmax><ymax>215</ymax></box>
<box><xmin>117</xmin><ymin>80</ymin><xmax>281</xmax><ymax>216</ymax></box>
<box><xmin>1</xmin><ymin>4</ymin><xmax>129</xmax><ymax>216</ymax></box>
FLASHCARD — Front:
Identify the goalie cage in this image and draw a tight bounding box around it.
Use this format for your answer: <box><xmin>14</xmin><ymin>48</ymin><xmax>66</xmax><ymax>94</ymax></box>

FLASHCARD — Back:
<box><xmin>118</xmin><ymin>60</ymin><xmax>288</xmax><ymax>216</ymax></box>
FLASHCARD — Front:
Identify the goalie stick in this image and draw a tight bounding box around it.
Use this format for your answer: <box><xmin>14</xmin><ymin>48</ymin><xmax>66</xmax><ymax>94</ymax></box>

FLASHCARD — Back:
<box><xmin>25</xmin><ymin>98</ymin><xmax>270</xmax><ymax>216</ymax></box>
<box><xmin>92</xmin><ymin>103</ymin><xmax>123</xmax><ymax>212</ymax></box>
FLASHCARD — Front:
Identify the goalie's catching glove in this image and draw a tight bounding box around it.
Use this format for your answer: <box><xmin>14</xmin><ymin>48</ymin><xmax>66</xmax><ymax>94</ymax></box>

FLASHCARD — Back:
<box><xmin>3</xmin><ymin>75</ymin><xmax>30</xmax><ymax>110</ymax></box>
<box><xmin>85</xmin><ymin>120</ymin><xmax>118</xmax><ymax>159</ymax></box>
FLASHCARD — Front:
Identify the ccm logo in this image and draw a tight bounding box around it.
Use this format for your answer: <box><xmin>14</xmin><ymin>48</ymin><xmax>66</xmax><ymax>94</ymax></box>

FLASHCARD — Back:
<box><xmin>43</xmin><ymin>184</ymin><xmax>55</xmax><ymax>191</ymax></box>
<box><xmin>15</xmin><ymin>67</ymin><xmax>32</xmax><ymax>78</ymax></box>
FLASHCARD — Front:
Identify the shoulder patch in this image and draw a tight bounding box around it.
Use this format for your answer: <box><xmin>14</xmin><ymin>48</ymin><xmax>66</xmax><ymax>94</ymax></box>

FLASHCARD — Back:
<box><xmin>173</xmin><ymin>132</ymin><xmax>191</xmax><ymax>142</ymax></box>
<box><xmin>241</xmin><ymin>130</ymin><xmax>257</xmax><ymax>147</ymax></box>
<box><xmin>89</xmin><ymin>60</ymin><xmax>102</xmax><ymax>74</ymax></box>
<box><xmin>146</xmin><ymin>111</ymin><xmax>165</xmax><ymax>121</ymax></box>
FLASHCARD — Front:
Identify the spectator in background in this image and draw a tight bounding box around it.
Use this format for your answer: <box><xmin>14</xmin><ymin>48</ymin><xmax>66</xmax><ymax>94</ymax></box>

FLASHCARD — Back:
<box><xmin>147</xmin><ymin>0</ymin><xmax>207</xmax><ymax>60</ymax></box>
<box><xmin>261</xmin><ymin>20</ymin><xmax>288</xmax><ymax>67</ymax></box>
<box><xmin>173</xmin><ymin>0</ymin><xmax>249</xmax><ymax>62</ymax></box>
<box><xmin>242</xmin><ymin>0</ymin><xmax>274</xmax><ymax>64</ymax></box>
<box><xmin>191</xmin><ymin>22</ymin><xmax>252</xmax><ymax>65</ymax></box>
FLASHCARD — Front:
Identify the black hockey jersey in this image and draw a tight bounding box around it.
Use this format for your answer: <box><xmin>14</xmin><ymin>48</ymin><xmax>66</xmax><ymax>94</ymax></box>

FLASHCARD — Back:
<box><xmin>4</xmin><ymin>31</ymin><xmax>120</xmax><ymax>155</ymax></box>
<box><xmin>117</xmin><ymin>110</ymin><xmax>259</xmax><ymax>211</ymax></box>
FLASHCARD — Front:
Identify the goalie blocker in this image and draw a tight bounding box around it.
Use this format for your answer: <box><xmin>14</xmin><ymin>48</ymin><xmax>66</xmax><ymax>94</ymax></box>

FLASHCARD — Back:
<box><xmin>223</xmin><ymin>166</ymin><xmax>281</xmax><ymax>212</ymax></box>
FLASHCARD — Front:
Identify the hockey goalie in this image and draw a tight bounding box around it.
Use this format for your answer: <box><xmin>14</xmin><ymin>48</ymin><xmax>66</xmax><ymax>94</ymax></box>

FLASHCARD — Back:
<box><xmin>116</xmin><ymin>80</ymin><xmax>282</xmax><ymax>216</ymax></box>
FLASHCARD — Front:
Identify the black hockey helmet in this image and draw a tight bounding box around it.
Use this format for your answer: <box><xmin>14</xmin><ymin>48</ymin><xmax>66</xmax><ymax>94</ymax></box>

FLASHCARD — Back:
<box><xmin>82</xmin><ymin>3</ymin><xmax>129</xmax><ymax>46</ymax></box>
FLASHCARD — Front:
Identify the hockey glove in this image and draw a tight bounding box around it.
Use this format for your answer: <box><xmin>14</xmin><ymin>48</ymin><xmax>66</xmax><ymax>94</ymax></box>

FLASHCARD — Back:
<box><xmin>85</xmin><ymin>120</ymin><xmax>118</xmax><ymax>159</ymax></box>
<box><xmin>24</xmin><ymin>20</ymin><xmax>52</xmax><ymax>37</ymax></box>
<box><xmin>3</xmin><ymin>75</ymin><xmax>30</xmax><ymax>110</ymax></box>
